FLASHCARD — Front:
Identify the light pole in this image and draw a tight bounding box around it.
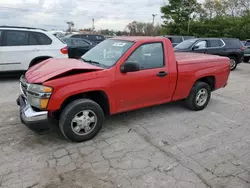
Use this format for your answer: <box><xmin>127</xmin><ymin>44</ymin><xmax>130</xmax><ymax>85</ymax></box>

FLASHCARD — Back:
<box><xmin>188</xmin><ymin>15</ymin><xmax>191</xmax><ymax>34</ymax></box>
<box><xmin>187</xmin><ymin>4</ymin><xmax>196</xmax><ymax>34</ymax></box>
<box><xmin>152</xmin><ymin>14</ymin><xmax>157</xmax><ymax>26</ymax></box>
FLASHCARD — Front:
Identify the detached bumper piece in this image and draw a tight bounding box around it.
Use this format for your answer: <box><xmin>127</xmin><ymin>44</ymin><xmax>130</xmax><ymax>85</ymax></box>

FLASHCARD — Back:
<box><xmin>16</xmin><ymin>94</ymin><xmax>51</xmax><ymax>134</ymax></box>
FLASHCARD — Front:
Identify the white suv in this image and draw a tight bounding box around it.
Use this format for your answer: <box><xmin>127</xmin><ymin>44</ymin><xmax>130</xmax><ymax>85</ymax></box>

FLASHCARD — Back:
<box><xmin>0</xmin><ymin>26</ymin><xmax>68</xmax><ymax>72</ymax></box>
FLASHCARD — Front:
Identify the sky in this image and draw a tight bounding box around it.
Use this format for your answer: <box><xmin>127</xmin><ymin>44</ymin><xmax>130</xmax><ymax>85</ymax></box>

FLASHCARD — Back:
<box><xmin>0</xmin><ymin>0</ymin><xmax>166</xmax><ymax>31</ymax></box>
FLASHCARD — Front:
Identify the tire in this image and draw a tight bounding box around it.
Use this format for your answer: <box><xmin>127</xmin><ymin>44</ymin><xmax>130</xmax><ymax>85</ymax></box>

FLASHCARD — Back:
<box><xmin>229</xmin><ymin>56</ymin><xmax>237</xmax><ymax>71</ymax></box>
<box><xmin>29</xmin><ymin>59</ymin><xmax>46</xmax><ymax>68</ymax></box>
<box><xmin>244</xmin><ymin>57</ymin><xmax>250</xmax><ymax>63</ymax></box>
<box><xmin>185</xmin><ymin>81</ymin><xmax>211</xmax><ymax>111</ymax></box>
<box><xmin>59</xmin><ymin>99</ymin><xmax>105</xmax><ymax>142</ymax></box>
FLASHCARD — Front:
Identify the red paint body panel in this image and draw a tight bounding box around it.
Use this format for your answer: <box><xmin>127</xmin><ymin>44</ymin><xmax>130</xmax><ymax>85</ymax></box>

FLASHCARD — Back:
<box><xmin>25</xmin><ymin>37</ymin><xmax>230</xmax><ymax>115</ymax></box>
<box><xmin>173</xmin><ymin>52</ymin><xmax>230</xmax><ymax>101</ymax></box>
<box><xmin>26</xmin><ymin>58</ymin><xmax>104</xmax><ymax>83</ymax></box>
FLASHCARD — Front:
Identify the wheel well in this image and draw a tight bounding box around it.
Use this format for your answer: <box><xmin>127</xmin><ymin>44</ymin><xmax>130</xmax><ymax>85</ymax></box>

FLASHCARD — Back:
<box><xmin>29</xmin><ymin>56</ymin><xmax>52</xmax><ymax>67</ymax></box>
<box><xmin>196</xmin><ymin>76</ymin><xmax>215</xmax><ymax>91</ymax></box>
<box><xmin>228</xmin><ymin>54</ymin><xmax>239</xmax><ymax>62</ymax></box>
<box><xmin>56</xmin><ymin>91</ymin><xmax>110</xmax><ymax>118</ymax></box>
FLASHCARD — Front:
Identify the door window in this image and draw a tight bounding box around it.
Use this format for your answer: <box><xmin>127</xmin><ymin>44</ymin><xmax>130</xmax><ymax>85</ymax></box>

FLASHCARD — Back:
<box><xmin>127</xmin><ymin>43</ymin><xmax>164</xmax><ymax>70</ymax></box>
<box><xmin>71</xmin><ymin>38</ymin><xmax>80</xmax><ymax>45</ymax></box>
<box><xmin>71</xmin><ymin>34</ymin><xmax>81</xmax><ymax>38</ymax></box>
<box><xmin>5</xmin><ymin>31</ymin><xmax>29</xmax><ymax>46</ymax></box>
<box><xmin>28</xmin><ymin>32</ymin><xmax>39</xmax><ymax>45</ymax></box>
<box><xmin>171</xmin><ymin>37</ymin><xmax>183</xmax><ymax>43</ymax></box>
<box><xmin>62</xmin><ymin>38</ymin><xmax>71</xmax><ymax>45</ymax></box>
<box><xmin>245</xmin><ymin>41</ymin><xmax>250</xmax><ymax>46</ymax></box>
<box><xmin>31</xmin><ymin>32</ymin><xmax>52</xmax><ymax>45</ymax></box>
<box><xmin>70</xmin><ymin>38</ymin><xmax>88</xmax><ymax>46</ymax></box>
<box><xmin>209</xmin><ymin>39</ymin><xmax>224</xmax><ymax>48</ymax></box>
<box><xmin>194</xmin><ymin>40</ymin><xmax>207</xmax><ymax>49</ymax></box>
<box><xmin>85</xmin><ymin>35</ymin><xmax>95</xmax><ymax>41</ymax></box>
<box><xmin>78</xmin><ymin>39</ymin><xmax>89</xmax><ymax>46</ymax></box>
<box><xmin>96</xmin><ymin>35</ymin><xmax>105</xmax><ymax>40</ymax></box>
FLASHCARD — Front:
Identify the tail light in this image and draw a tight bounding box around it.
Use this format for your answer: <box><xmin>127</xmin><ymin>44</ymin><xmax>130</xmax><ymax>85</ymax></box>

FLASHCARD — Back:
<box><xmin>241</xmin><ymin>47</ymin><xmax>245</xmax><ymax>51</ymax></box>
<box><xmin>60</xmin><ymin>46</ymin><xmax>68</xmax><ymax>54</ymax></box>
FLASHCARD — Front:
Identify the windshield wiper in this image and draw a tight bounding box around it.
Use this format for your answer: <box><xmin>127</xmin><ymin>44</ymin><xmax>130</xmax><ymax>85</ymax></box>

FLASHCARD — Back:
<box><xmin>82</xmin><ymin>58</ymin><xmax>100</xmax><ymax>65</ymax></box>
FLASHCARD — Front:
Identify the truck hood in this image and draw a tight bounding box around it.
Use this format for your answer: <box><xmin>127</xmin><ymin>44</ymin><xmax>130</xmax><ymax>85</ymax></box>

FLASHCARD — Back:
<box><xmin>25</xmin><ymin>58</ymin><xmax>104</xmax><ymax>83</ymax></box>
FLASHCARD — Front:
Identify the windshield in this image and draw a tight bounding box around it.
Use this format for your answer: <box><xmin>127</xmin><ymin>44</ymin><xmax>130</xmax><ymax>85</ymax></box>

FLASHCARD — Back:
<box><xmin>81</xmin><ymin>39</ymin><xmax>134</xmax><ymax>68</ymax></box>
<box><xmin>174</xmin><ymin>39</ymin><xmax>198</xmax><ymax>50</ymax></box>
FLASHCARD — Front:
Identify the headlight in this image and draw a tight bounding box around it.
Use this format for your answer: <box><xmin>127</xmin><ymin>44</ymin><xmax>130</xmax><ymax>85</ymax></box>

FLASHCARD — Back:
<box><xmin>28</xmin><ymin>84</ymin><xmax>52</xmax><ymax>93</ymax></box>
<box><xmin>26</xmin><ymin>84</ymin><xmax>53</xmax><ymax>109</ymax></box>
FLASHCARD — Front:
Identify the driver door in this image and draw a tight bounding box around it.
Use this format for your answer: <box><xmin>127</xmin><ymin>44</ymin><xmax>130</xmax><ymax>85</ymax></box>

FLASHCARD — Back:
<box><xmin>114</xmin><ymin>42</ymin><xmax>171</xmax><ymax>113</ymax></box>
<box><xmin>192</xmin><ymin>40</ymin><xmax>208</xmax><ymax>53</ymax></box>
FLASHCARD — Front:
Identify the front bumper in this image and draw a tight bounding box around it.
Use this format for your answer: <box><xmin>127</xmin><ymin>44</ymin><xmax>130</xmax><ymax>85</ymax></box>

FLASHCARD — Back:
<box><xmin>17</xmin><ymin>94</ymin><xmax>51</xmax><ymax>133</ymax></box>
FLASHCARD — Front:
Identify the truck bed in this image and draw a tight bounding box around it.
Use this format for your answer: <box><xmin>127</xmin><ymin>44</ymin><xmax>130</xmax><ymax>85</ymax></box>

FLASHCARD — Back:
<box><xmin>175</xmin><ymin>52</ymin><xmax>229</xmax><ymax>65</ymax></box>
<box><xmin>172</xmin><ymin>52</ymin><xmax>230</xmax><ymax>102</ymax></box>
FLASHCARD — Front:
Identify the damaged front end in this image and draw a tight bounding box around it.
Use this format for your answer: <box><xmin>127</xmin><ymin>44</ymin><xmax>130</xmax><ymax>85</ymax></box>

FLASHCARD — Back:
<box><xmin>16</xmin><ymin>76</ymin><xmax>52</xmax><ymax>133</ymax></box>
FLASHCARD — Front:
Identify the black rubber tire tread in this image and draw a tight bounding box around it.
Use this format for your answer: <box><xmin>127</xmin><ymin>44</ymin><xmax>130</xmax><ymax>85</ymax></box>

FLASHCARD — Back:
<box><xmin>185</xmin><ymin>81</ymin><xmax>211</xmax><ymax>111</ymax></box>
<box><xmin>229</xmin><ymin>56</ymin><xmax>237</xmax><ymax>71</ymax></box>
<box><xmin>29</xmin><ymin>59</ymin><xmax>46</xmax><ymax>68</ymax></box>
<box><xmin>59</xmin><ymin>99</ymin><xmax>105</xmax><ymax>142</ymax></box>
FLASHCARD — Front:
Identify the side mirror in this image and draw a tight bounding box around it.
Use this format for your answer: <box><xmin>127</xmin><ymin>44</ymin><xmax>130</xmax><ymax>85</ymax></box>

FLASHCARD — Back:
<box><xmin>121</xmin><ymin>61</ymin><xmax>140</xmax><ymax>73</ymax></box>
<box><xmin>192</xmin><ymin>46</ymin><xmax>199</xmax><ymax>50</ymax></box>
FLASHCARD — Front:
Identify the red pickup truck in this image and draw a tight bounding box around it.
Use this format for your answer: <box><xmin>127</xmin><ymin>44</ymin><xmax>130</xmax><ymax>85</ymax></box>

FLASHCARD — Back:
<box><xmin>17</xmin><ymin>37</ymin><xmax>230</xmax><ymax>142</ymax></box>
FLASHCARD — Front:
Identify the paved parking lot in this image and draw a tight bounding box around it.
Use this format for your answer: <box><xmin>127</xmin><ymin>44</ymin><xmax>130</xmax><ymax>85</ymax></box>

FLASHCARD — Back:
<box><xmin>0</xmin><ymin>64</ymin><xmax>250</xmax><ymax>188</ymax></box>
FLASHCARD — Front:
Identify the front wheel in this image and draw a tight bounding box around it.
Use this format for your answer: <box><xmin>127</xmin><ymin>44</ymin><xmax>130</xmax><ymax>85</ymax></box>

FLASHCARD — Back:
<box><xmin>185</xmin><ymin>82</ymin><xmax>211</xmax><ymax>111</ymax></box>
<box><xmin>59</xmin><ymin>99</ymin><xmax>105</xmax><ymax>142</ymax></box>
<box><xmin>229</xmin><ymin>56</ymin><xmax>237</xmax><ymax>71</ymax></box>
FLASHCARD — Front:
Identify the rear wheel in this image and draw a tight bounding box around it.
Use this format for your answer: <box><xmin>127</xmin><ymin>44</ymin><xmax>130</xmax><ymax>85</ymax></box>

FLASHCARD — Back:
<box><xmin>59</xmin><ymin>99</ymin><xmax>105</xmax><ymax>142</ymax></box>
<box><xmin>185</xmin><ymin>82</ymin><xmax>211</xmax><ymax>111</ymax></box>
<box><xmin>229</xmin><ymin>56</ymin><xmax>237</xmax><ymax>71</ymax></box>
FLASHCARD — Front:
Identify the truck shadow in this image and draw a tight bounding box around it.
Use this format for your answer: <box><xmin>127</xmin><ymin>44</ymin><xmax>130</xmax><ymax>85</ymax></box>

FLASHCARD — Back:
<box><xmin>19</xmin><ymin>101</ymin><xmax>186</xmax><ymax>147</ymax></box>
<box><xmin>104</xmin><ymin>101</ymin><xmax>185</xmax><ymax>128</ymax></box>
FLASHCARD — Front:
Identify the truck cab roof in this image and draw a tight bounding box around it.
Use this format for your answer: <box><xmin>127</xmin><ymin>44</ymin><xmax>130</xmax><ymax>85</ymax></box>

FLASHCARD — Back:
<box><xmin>111</xmin><ymin>36</ymin><xmax>164</xmax><ymax>42</ymax></box>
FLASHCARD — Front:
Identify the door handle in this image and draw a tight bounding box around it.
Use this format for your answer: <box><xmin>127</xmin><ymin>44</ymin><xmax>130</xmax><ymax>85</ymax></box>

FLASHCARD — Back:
<box><xmin>157</xmin><ymin>71</ymin><xmax>168</xmax><ymax>77</ymax></box>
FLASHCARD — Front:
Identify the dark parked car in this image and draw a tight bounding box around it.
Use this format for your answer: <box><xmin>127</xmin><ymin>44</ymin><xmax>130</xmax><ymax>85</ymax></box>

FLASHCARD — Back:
<box><xmin>174</xmin><ymin>38</ymin><xmax>244</xmax><ymax>70</ymax></box>
<box><xmin>62</xmin><ymin>37</ymin><xmax>96</xmax><ymax>58</ymax></box>
<box><xmin>242</xmin><ymin>40</ymin><xmax>250</xmax><ymax>62</ymax></box>
<box><xmin>68</xmin><ymin>34</ymin><xmax>105</xmax><ymax>43</ymax></box>
<box><xmin>161</xmin><ymin>35</ymin><xmax>196</xmax><ymax>47</ymax></box>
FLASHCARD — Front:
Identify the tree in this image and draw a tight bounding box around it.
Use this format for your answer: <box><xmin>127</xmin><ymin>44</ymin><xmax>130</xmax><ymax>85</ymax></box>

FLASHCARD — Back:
<box><xmin>240</xmin><ymin>0</ymin><xmax>250</xmax><ymax>14</ymax></box>
<box><xmin>99</xmin><ymin>29</ymin><xmax>116</xmax><ymax>36</ymax></box>
<box><xmin>115</xmin><ymin>31</ymin><xmax>129</xmax><ymax>36</ymax></box>
<box><xmin>212</xmin><ymin>0</ymin><xmax>227</xmax><ymax>17</ymax></box>
<box><xmin>161</xmin><ymin>0</ymin><xmax>201</xmax><ymax>23</ymax></box>
<box><xmin>125</xmin><ymin>21</ymin><xmax>162</xmax><ymax>36</ymax></box>
<box><xmin>66</xmin><ymin>21</ymin><xmax>74</xmax><ymax>33</ymax></box>
<box><xmin>225</xmin><ymin>0</ymin><xmax>241</xmax><ymax>16</ymax></box>
<box><xmin>161</xmin><ymin>0</ymin><xmax>202</xmax><ymax>35</ymax></box>
<box><xmin>126</xmin><ymin>21</ymin><xmax>138</xmax><ymax>35</ymax></box>
<box><xmin>203</xmin><ymin>0</ymin><xmax>215</xmax><ymax>19</ymax></box>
